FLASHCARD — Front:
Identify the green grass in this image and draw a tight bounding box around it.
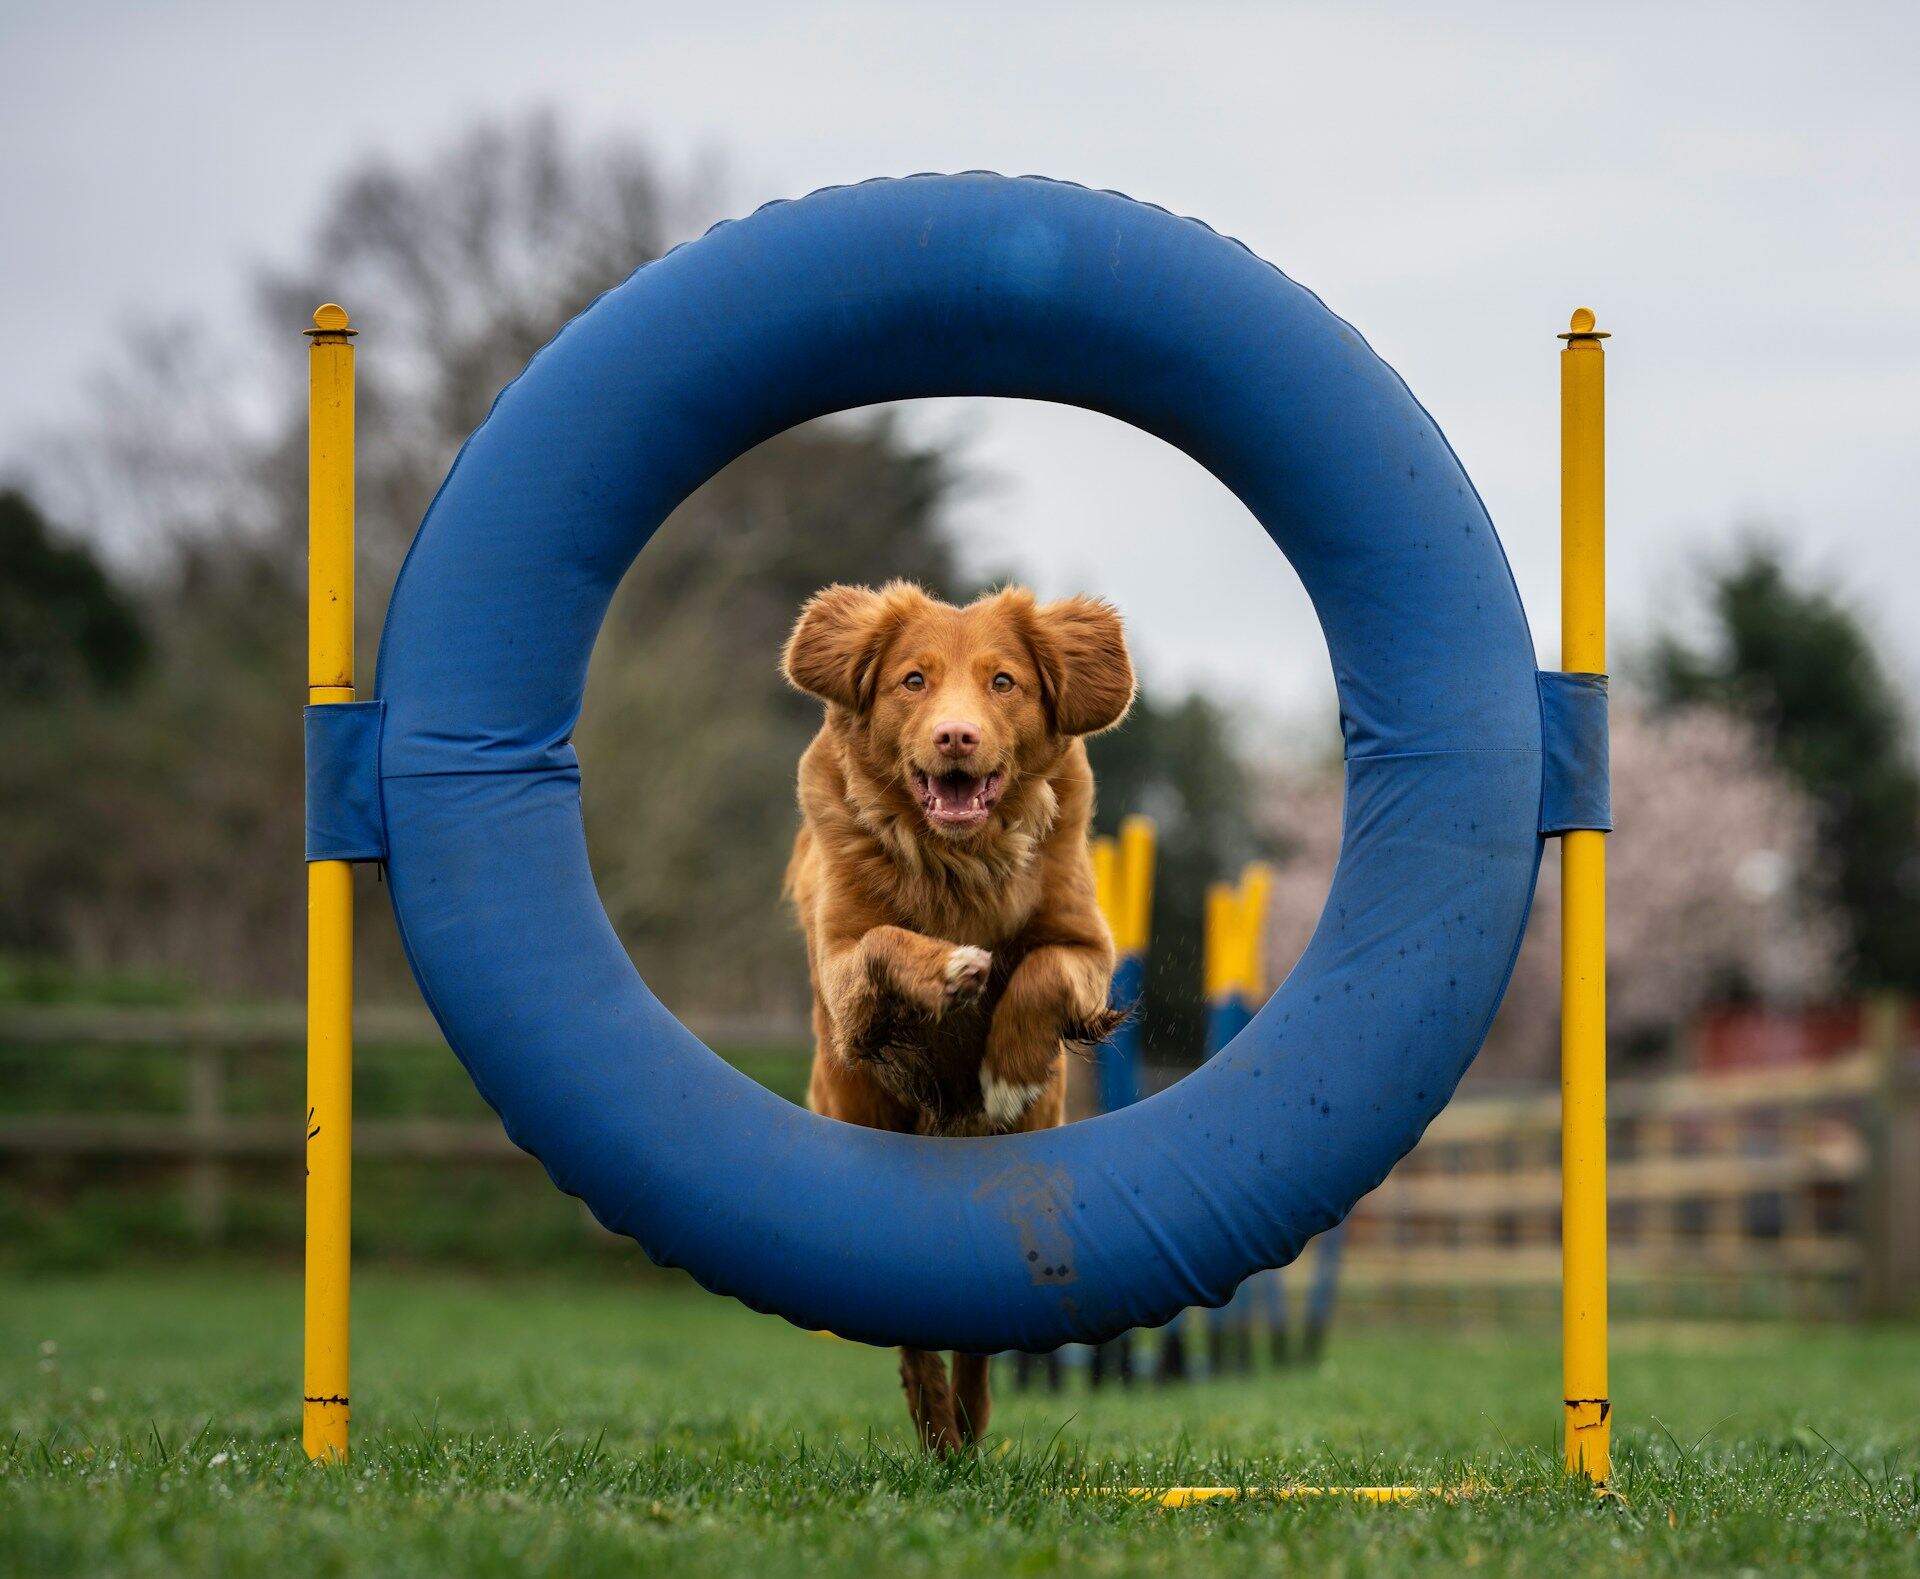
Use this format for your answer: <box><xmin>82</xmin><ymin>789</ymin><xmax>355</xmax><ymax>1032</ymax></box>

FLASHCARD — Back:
<box><xmin>4</xmin><ymin>1271</ymin><xmax>1918</xmax><ymax>1576</ymax></box>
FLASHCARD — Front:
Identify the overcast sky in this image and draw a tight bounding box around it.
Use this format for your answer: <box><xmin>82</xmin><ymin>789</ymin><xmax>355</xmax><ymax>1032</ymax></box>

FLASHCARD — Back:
<box><xmin>3</xmin><ymin>0</ymin><xmax>1916</xmax><ymax>732</ymax></box>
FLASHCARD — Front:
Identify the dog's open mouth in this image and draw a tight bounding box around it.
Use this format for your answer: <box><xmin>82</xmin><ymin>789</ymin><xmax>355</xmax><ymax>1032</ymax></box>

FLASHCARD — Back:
<box><xmin>911</xmin><ymin>768</ymin><xmax>1005</xmax><ymax>831</ymax></box>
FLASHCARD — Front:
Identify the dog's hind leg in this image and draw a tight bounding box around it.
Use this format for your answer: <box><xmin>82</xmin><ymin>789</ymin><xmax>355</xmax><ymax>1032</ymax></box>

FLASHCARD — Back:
<box><xmin>951</xmin><ymin>1353</ymin><xmax>991</xmax><ymax>1444</ymax></box>
<box><xmin>898</xmin><ymin>1348</ymin><xmax>961</xmax><ymax>1454</ymax></box>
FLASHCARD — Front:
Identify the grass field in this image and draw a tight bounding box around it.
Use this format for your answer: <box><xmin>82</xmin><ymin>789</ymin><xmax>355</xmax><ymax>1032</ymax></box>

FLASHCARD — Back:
<box><xmin>4</xmin><ymin>1270</ymin><xmax>1919</xmax><ymax>1576</ymax></box>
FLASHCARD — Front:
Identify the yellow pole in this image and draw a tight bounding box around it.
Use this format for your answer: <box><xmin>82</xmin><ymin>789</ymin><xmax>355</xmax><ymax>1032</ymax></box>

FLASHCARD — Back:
<box><xmin>304</xmin><ymin>303</ymin><xmax>356</xmax><ymax>1462</ymax></box>
<box><xmin>1559</xmin><ymin>306</ymin><xmax>1610</xmax><ymax>1482</ymax></box>
<box><xmin>1203</xmin><ymin>882</ymin><xmax>1235</xmax><ymax>1005</ymax></box>
<box><xmin>1116</xmin><ymin>814</ymin><xmax>1157</xmax><ymax>956</ymax></box>
<box><xmin>1237</xmin><ymin>862</ymin><xmax>1275</xmax><ymax>1001</ymax></box>
<box><xmin>1091</xmin><ymin>836</ymin><xmax>1118</xmax><ymax>935</ymax></box>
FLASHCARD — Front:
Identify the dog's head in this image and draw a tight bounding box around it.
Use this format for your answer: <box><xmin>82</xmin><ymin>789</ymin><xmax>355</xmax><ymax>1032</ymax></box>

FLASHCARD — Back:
<box><xmin>782</xmin><ymin>582</ymin><xmax>1134</xmax><ymax>840</ymax></box>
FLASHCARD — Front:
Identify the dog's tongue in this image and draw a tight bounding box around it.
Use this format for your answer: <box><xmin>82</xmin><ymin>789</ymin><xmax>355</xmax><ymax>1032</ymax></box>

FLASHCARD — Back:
<box><xmin>932</xmin><ymin>772</ymin><xmax>983</xmax><ymax>814</ymax></box>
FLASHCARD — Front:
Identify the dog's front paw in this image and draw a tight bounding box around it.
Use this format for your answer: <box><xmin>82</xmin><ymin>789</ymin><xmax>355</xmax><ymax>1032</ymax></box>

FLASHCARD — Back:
<box><xmin>941</xmin><ymin>945</ymin><xmax>992</xmax><ymax>1005</ymax></box>
<box><xmin>980</xmin><ymin>1066</ymin><xmax>1047</xmax><ymax>1129</ymax></box>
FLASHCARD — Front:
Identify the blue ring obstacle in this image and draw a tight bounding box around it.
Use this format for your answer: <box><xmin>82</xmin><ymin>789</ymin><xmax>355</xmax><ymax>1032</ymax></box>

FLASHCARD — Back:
<box><xmin>373</xmin><ymin>173</ymin><xmax>1547</xmax><ymax>1353</ymax></box>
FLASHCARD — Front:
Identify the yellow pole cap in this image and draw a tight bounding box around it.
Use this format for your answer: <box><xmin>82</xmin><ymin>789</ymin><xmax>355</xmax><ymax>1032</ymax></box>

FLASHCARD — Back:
<box><xmin>307</xmin><ymin>303</ymin><xmax>357</xmax><ymax>338</ymax></box>
<box><xmin>1557</xmin><ymin>306</ymin><xmax>1609</xmax><ymax>341</ymax></box>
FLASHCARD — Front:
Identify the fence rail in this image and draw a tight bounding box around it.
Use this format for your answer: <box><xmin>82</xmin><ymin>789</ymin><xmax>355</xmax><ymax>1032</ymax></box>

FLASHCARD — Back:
<box><xmin>0</xmin><ymin>1001</ymin><xmax>805</xmax><ymax>1246</ymax></box>
<box><xmin>0</xmin><ymin>1113</ymin><xmax>516</xmax><ymax>1159</ymax></box>
<box><xmin>1341</xmin><ymin>1034</ymin><xmax>1920</xmax><ymax>1320</ymax></box>
<box><xmin>0</xmin><ymin>1003</ymin><xmax>805</xmax><ymax>1050</ymax></box>
<box><xmin>4</xmin><ymin>1004</ymin><xmax>1917</xmax><ymax>1317</ymax></box>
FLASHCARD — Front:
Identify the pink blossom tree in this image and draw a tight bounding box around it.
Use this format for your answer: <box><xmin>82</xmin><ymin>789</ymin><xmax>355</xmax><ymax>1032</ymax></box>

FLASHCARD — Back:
<box><xmin>1257</xmin><ymin>700</ymin><xmax>1844</xmax><ymax>1082</ymax></box>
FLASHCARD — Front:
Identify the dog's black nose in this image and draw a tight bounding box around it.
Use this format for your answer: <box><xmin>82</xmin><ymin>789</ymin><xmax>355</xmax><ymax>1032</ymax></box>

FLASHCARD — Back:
<box><xmin>933</xmin><ymin>720</ymin><xmax>981</xmax><ymax>758</ymax></box>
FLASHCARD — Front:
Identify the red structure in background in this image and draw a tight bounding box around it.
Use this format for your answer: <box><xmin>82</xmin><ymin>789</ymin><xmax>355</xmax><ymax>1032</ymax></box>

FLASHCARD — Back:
<box><xmin>1694</xmin><ymin>1002</ymin><xmax>1920</xmax><ymax>1071</ymax></box>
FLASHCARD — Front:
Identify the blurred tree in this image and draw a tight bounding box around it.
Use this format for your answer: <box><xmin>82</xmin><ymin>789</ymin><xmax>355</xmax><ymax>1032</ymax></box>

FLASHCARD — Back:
<box><xmin>3</xmin><ymin>114</ymin><xmax>964</xmax><ymax>1008</ymax></box>
<box><xmin>0</xmin><ymin>488</ymin><xmax>148</xmax><ymax>698</ymax></box>
<box><xmin>1646</xmin><ymin>543</ymin><xmax>1920</xmax><ymax>991</ymax></box>
<box><xmin>253</xmin><ymin>110</ymin><xmax>710</xmax><ymax>628</ymax></box>
<box><xmin>0</xmin><ymin>511</ymin><xmax>312</xmax><ymax>976</ymax></box>
<box><xmin>1087</xmin><ymin>691</ymin><xmax>1268</xmax><ymax>1063</ymax></box>
<box><xmin>7</xmin><ymin>111</ymin><xmax>1272</xmax><ymax>1027</ymax></box>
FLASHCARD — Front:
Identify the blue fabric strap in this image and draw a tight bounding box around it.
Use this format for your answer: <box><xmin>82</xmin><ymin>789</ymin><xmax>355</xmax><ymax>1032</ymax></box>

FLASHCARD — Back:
<box><xmin>1538</xmin><ymin>671</ymin><xmax>1611</xmax><ymax>835</ymax></box>
<box><xmin>304</xmin><ymin>700</ymin><xmax>387</xmax><ymax>863</ymax></box>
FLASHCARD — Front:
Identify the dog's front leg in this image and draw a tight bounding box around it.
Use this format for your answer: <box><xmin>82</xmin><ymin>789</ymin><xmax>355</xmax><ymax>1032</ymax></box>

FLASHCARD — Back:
<box><xmin>979</xmin><ymin>944</ymin><xmax>1125</xmax><ymax>1129</ymax></box>
<box><xmin>819</xmin><ymin>925</ymin><xmax>992</xmax><ymax>1062</ymax></box>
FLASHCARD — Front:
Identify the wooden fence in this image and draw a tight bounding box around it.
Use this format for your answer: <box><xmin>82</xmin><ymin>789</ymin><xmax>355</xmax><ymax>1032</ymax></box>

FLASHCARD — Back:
<box><xmin>4</xmin><ymin>1002</ymin><xmax>1917</xmax><ymax>1317</ymax></box>
<box><xmin>1340</xmin><ymin>1017</ymin><xmax>1920</xmax><ymax>1321</ymax></box>
<box><xmin>0</xmin><ymin>1002</ymin><xmax>802</xmax><ymax>1245</ymax></box>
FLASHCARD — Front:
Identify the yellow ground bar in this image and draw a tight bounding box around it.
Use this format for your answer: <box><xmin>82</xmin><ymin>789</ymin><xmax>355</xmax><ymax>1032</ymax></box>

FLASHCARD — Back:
<box><xmin>1111</xmin><ymin>1486</ymin><xmax>1451</xmax><ymax>1506</ymax></box>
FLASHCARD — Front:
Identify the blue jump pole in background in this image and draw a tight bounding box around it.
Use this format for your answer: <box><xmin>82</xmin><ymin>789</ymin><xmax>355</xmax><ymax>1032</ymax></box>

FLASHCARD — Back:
<box><xmin>1088</xmin><ymin>818</ymin><xmax>1156</xmax><ymax>1385</ymax></box>
<box><xmin>1094</xmin><ymin>816</ymin><xmax>1154</xmax><ymax>1116</ymax></box>
<box><xmin>1203</xmin><ymin>870</ymin><xmax>1266</xmax><ymax>1375</ymax></box>
<box><xmin>1197</xmin><ymin>866</ymin><xmax>1347</xmax><ymax>1370</ymax></box>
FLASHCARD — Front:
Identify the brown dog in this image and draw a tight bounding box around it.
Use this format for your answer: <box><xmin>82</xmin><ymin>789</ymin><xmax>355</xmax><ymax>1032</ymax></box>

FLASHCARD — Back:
<box><xmin>781</xmin><ymin>580</ymin><xmax>1135</xmax><ymax>1452</ymax></box>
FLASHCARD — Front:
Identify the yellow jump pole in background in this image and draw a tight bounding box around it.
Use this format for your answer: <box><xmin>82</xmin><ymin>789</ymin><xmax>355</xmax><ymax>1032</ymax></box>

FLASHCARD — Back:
<box><xmin>1236</xmin><ymin>862</ymin><xmax>1274</xmax><ymax>1007</ymax></box>
<box><xmin>1115</xmin><ymin>813</ymin><xmax>1157</xmax><ymax>968</ymax></box>
<box><xmin>1091</xmin><ymin>835</ymin><xmax>1117</xmax><ymax>938</ymax></box>
<box><xmin>304</xmin><ymin>303</ymin><xmax>357</xmax><ymax>1462</ymax></box>
<box><xmin>1558</xmin><ymin>306</ymin><xmax>1611</xmax><ymax>1483</ymax></box>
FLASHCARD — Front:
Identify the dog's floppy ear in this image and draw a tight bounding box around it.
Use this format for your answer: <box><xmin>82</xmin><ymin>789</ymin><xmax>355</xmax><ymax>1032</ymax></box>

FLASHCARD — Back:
<box><xmin>782</xmin><ymin>582</ymin><xmax>920</xmax><ymax>711</ymax></box>
<box><xmin>1028</xmin><ymin>594</ymin><xmax>1136</xmax><ymax>737</ymax></box>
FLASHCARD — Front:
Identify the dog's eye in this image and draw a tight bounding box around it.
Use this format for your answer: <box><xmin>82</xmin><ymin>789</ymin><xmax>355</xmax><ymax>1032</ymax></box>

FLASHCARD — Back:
<box><xmin>992</xmin><ymin>673</ymin><xmax>1015</xmax><ymax>693</ymax></box>
<box><xmin>902</xmin><ymin>672</ymin><xmax>925</xmax><ymax>691</ymax></box>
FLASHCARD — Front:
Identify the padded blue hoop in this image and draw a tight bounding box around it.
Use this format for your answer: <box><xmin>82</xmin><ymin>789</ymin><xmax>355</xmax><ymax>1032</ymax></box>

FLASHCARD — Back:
<box><xmin>375</xmin><ymin>173</ymin><xmax>1544</xmax><ymax>1351</ymax></box>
